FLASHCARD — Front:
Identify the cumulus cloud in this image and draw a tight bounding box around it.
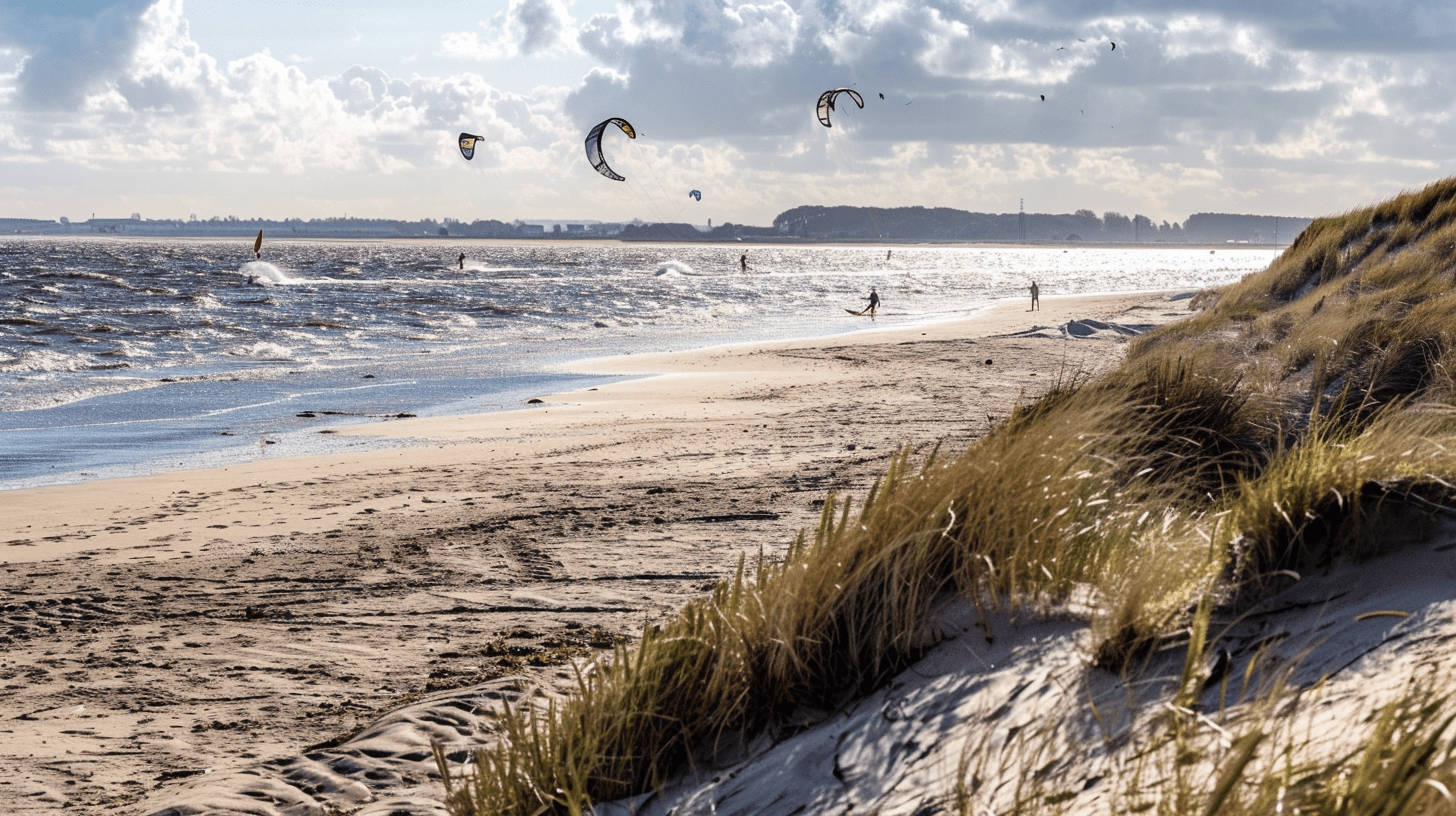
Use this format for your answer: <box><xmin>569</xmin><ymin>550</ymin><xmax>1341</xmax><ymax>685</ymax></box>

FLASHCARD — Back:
<box><xmin>441</xmin><ymin>0</ymin><xmax>578</xmax><ymax>60</ymax></box>
<box><xmin>0</xmin><ymin>0</ymin><xmax>156</xmax><ymax>111</ymax></box>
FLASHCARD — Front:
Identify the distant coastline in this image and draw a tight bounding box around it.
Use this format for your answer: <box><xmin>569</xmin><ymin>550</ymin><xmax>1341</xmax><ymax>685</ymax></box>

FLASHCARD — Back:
<box><xmin>0</xmin><ymin>233</ymin><xmax>1288</xmax><ymax>250</ymax></box>
<box><xmin>0</xmin><ymin>205</ymin><xmax>1312</xmax><ymax>245</ymax></box>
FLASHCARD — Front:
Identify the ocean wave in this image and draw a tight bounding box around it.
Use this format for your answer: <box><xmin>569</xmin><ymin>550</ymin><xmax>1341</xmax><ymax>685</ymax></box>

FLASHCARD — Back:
<box><xmin>181</xmin><ymin>293</ymin><xmax>223</xmax><ymax>309</ymax></box>
<box><xmin>240</xmin><ymin>261</ymin><xmax>302</xmax><ymax>287</ymax></box>
<box><xmin>0</xmin><ymin>348</ymin><xmax>89</xmax><ymax>373</ymax></box>
<box><xmin>96</xmin><ymin>341</ymin><xmax>153</xmax><ymax>359</ymax></box>
<box><xmin>226</xmin><ymin>341</ymin><xmax>295</xmax><ymax>360</ymax></box>
<box><xmin>39</xmin><ymin>269</ymin><xmax>138</xmax><ymax>290</ymax></box>
<box><xmin>654</xmin><ymin>260</ymin><xmax>696</xmax><ymax>277</ymax></box>
<box><xmin>0</xmin><ymin>376</ymin><xmax>158</xmax><ymax>413</ymax></box>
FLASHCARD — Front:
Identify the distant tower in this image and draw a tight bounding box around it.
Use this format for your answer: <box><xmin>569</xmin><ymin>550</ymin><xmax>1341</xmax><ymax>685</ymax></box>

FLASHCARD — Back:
<box><xmin>1019</xmin><ymin>199</ymin><xmax>1026</xmax><ymax>241</ymax></box>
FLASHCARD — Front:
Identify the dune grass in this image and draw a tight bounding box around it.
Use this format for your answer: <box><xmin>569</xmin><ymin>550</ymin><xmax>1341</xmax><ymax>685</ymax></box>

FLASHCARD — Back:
<box><xmin>440</xmin><ymin>178</ymin><xmax>1456</xmax><ymax>815</ymax></box>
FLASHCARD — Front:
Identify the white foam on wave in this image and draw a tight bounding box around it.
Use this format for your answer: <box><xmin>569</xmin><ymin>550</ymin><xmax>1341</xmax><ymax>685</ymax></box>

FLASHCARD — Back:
<box><xmin>444</xmin><ymin>313</ymin><xmax>479</xmax><ymax>330</ymax></box>
<box><xmin>226</xmin><ymin>341</ymin><xmax>295</xmax><ymax>360</ymax></box>
<box><xmin>0</xmin><ymin>348</ymin><xmax>88</xmax><ymax>373</ymax></box>
<box><xmin>459</xmin><ymin>263</ymin><xmax>537</xmax><ymax>275</ymax></box>
<box><xmin>240</xmin><ymin>261</ymin><xmax>301</xmax><ymax>287</ymax></box>
<box><xmin>96</xmin><ymin>339</ymin><xmax>154</xmax><ymax>360</ymax></box>
<box><xmin>654</xmin><ymin>260</ymin><xmax>695</xmax><ymax>277</ymax></box>
<box><xmin>277</xmin><ymin>328</ymin><xmax>339</xmax><ymax>347</ymax></box>
<box><xmin>0</xmin><ymin>375</ymin><xmax>158</xmax><ymax>413</ymax></box>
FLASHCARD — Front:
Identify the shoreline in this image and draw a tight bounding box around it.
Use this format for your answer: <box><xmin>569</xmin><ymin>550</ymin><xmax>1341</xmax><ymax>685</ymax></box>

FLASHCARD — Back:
<box><xmin>2</xmin><ymin>289</ymin><xmax>1177</xmax><ymax>495</ymax></box>
<box><xmin>0</xmin><ymin>291</ymin><xmax>1190</xmax><ymax>813</ymax></box>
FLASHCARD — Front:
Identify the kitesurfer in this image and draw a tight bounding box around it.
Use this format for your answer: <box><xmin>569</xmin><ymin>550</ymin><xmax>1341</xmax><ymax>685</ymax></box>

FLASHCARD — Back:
<box><xmin>817</xmin><ymin>88</ymin><xmax>865</xmax><ymax>128</ymax></box>
<box><xmin>458</xmin><ymin>251</ymin><xmax>465</xmax><ymax>270</ymax></box>
<box><xmin>1030</xmin><ymin>281</ymin><xmax>1040</xmax><ymax>311</ymax></box>
<box><xmin>740</xmin><ymin>252</ymin><xmax>749</xmax><ymax>272</ymax></box>
<box><xmin>584</xmin><ymin>118</ymin><xmax>635</xmax><ymax>181</ymax></box>
<box><xmin>865</xmin><ymin>287</ymin><xmax>880</xmax><ymax>318</ymax></box>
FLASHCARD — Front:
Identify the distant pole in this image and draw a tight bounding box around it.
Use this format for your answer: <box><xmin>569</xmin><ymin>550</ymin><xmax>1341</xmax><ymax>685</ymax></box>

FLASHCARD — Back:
<box><xmin>1019</xmin><ymin>199</ymin><xmax>1026</xmax><ymax>242</ymax></box>
<box><xmin>1273</xmin><ymin>217</ymin><xmax>1278</xmax><ymax>246</ymax></box>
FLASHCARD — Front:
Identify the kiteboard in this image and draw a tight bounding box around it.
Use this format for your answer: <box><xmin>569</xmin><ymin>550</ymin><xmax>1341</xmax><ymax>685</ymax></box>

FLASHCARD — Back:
<box><xmin>845</xmin><ymin>308</ymin><xmax>869</xmax><ymax>316</ymax></box>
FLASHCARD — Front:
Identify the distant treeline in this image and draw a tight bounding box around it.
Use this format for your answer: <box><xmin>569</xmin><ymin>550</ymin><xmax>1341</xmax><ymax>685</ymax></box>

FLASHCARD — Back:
<box><xmin>768</xmin><ymin>206</ymin><xmax>1311</xmax><ymax>244</ymax></box>
<box><xmin>0</xmin><ymin>208</ymin><xmax>1311</xmax><ymax>244</ymax></box>
<box><xmin>616</xmin><ymin>222</ymin><xmax>778</xmax><ymax>241</ymax></box>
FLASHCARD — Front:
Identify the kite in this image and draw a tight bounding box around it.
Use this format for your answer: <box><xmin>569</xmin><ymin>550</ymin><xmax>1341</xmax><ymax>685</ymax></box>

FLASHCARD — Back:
<box><xmin>583</xmin><ymin>117</ymin><xmax>636</xmax><ymax>181</ymax></box>
<box><xmin>458</xmin><ymin>132</ymin><xmax>484</xmax><ymax>161</ymax></box>
<box><xmin>1111</xmin><ymin>41</ymin><xmax>1117</xmax><ymax>50</ymax></box>
<box><xmin>688</xmin><ymin>189</ymin><xmax>702</xmax><ymax>201</ymax></box>
<box><xmin>816</xmin><ymin>88</ymin><xmax>864</xmax><ymax>128</ymax></box>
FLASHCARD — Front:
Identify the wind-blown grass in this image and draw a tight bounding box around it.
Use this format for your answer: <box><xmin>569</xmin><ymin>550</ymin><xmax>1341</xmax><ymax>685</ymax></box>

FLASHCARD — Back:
<box><xmin>441</xmin><ymin>177</ymin><xmax>1456</xmax><ymax>816</ymax></box>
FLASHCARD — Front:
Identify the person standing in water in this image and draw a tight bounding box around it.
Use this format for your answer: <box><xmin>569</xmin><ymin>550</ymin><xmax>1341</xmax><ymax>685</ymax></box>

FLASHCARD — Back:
<box><xmin>1029</xmin><ymin>280</ymin><xmax>1040</xmax><ymax>311</ymax></box>
<box><xmin>458</xmin><ymin>251</ymin><xmax>465</xmax><ymax>270</ymax></box>
<box><xmin>739</xmin><ymin>252</ymin><xmax>749</xmax><ymax>272</ymax></box>
<box><xmin>865</xmin><ymin>286</ymin><xmax>880</xmax><ymax>318</ymax></box>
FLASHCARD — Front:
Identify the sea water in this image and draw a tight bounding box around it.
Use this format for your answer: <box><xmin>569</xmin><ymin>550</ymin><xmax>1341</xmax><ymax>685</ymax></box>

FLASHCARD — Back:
<box><xmin>0</xmin><ymin>238</ymin><xmax>1280</xmax><ymax>489</ymax></box>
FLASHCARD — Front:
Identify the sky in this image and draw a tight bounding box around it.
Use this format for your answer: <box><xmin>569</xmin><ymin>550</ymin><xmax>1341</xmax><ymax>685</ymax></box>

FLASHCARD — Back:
<box><xmin>1</xmin><ymin>0</ymin><xmax>1454</xmax><ymax>226</ymax></box>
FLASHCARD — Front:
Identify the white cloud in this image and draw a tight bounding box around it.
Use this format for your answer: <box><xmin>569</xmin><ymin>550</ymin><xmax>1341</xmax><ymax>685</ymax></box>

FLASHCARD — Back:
<box><xmin>441</xmin><ymin>0</ymin><xmax>579</xmax><ymax>61</ymax></box>
<box><xmin>0</xmin><ymin>0</ymin><xmax>156</xmax><ymax>110</ymax></box>
<box><xmin>723</xmin><ymin>2</ymin><xmax>800</xmax><ymax>67</ymax></box>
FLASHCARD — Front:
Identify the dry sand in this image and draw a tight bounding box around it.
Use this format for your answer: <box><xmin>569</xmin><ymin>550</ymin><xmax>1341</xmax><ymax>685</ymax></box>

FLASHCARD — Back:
<box><xmin>0</xmin><ymin>292</ymin><xmax>1191</xmax><ymax>815</ymax></box>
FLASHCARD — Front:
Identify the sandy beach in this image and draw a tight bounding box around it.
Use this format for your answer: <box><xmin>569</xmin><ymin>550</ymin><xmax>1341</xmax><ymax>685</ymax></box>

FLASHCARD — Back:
<box><xmin>0</xmin><ymin>291</ymin><xmax>1190</xmax><ymax>814</ymax></box>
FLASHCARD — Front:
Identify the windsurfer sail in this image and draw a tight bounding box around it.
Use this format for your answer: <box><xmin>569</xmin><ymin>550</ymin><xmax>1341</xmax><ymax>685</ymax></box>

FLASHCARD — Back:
<box><xmin>253</xmin><ymin>230</ymin><xmax>263</xmax><ymax>259</ymax></box>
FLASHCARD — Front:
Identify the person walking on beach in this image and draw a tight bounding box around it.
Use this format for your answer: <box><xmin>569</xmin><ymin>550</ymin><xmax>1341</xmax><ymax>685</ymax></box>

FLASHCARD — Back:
<box><xmin>458</xmin><ymin>251</ymin><xmax>465</xmax><ymax>270</ymax></box>
<box><xmin>1029</xmin><ymin>280</ymin><xmax>1040</xmax><ymax>311</ymax></box>
<box><xmin>739</xmin><ymin>252</ymin><xmax>749</xmax><ymax>272</ymax></box>
<box><xmin>865</xmin><ymin>286</ymin><xmax>880</xmax><ymax>318</ymax></box>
